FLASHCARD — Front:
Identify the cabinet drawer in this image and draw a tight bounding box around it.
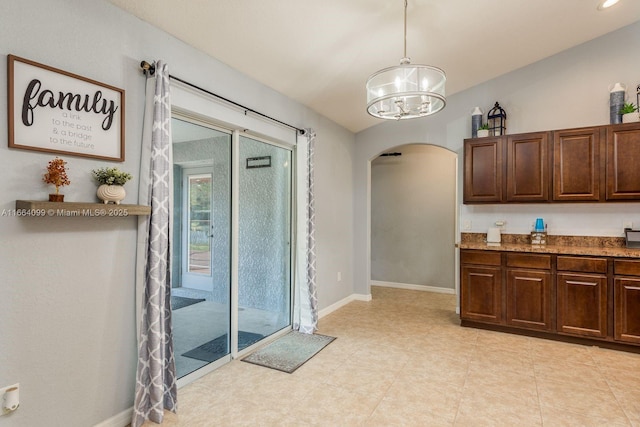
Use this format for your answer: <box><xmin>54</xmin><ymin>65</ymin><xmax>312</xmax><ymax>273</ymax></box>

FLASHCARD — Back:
<box><xmin>506</xmin><ymin>253</ymin><xmax>551</xmax><ymax>269</ymax></box>
<box><xmin>461</xmin><ymin>250</ymin><xmax>501</xmax><ymax>266</ymax></box>
<box><xmin>557</xmin><ymin>256</ymin><xmax>607</xmax><ymax>273</ymax></box>
<box><xmin>614</xmin><ymin>259</ymin><xmax>640</xmax><ymax>276</ymax></box>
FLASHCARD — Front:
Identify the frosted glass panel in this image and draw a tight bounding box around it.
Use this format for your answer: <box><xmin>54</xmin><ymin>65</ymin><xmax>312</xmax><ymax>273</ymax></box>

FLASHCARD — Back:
<box><xmin>238</xmin><ymin>136</ymin><xmax>292</xmax><ymax>350</ymax></box>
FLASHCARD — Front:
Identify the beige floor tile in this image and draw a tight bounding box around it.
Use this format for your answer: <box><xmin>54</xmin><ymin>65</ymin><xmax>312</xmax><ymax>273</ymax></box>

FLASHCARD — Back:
<box><xmin>530</xmin><ymin>339</ymin><xmax>597</xmax><ymax>366</ymax></box>
<box><xmin>464</xmin><ymin>363</ymin><xmax>538</xmax><ymax>404</ymax></box>
<box><xmin>533</xmin><ymin>359</ymin><xmax>609</xmax><ymax>390</ymax></box>
<box><xmin>155</xmin><ymin>287</ymin><xmax>640</xmax><ymax>427</ymax></box>
<box><xmin>536</xmin><ymin>378</ymin><xmax>629</xmax><ymax>424</ymax></box>
<box><xmin>540</xmin><ymin>405</ymin><xmax>631</xmax><ymax>427</ymax></box>
<box><xmin>455</xmin><ymin>388</ymin><xmax>542</xmax><ymax>427</ymax></box>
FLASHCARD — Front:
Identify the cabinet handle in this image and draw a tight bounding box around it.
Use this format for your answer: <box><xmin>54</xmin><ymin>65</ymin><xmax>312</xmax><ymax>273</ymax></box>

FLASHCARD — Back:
<box><xmin>566</xmin><ymin>280</ymin><xmax>597</xmax><ymax>286</ymax></box>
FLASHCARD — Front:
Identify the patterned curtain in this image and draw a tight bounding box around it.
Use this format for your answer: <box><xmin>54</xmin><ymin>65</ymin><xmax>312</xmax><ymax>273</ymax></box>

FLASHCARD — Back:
<box><xmin>132</xmin><ymin>61</ymin><xmax>177</xmax><ymax>427</ymax></box>
<box><xmin>294</xmin><ymin>129</ymin><xmax>318</xmax><ymax>334</ymax></box>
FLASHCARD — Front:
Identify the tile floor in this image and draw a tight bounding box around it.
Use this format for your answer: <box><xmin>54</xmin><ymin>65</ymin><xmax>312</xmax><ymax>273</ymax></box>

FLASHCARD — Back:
<box><xmin>147</xmin><ymin>286</ymin><xmax>640</xmax><ymax>426</ymax></box>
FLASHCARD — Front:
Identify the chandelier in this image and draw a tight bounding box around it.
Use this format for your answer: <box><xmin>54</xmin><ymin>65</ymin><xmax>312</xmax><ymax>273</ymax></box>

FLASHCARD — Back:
<box><xmin>366</xmin><ymin>0</ymin><xmax>446</xmax><ymax>120</ymax></box>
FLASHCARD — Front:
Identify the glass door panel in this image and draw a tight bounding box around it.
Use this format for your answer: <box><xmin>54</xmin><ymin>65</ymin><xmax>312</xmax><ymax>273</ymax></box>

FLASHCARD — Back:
<box><xmin>171</xmin><ymin>118</ymin><xmax>231</xmax><ymax>378</ymax></box>
<box><xmin>237</xmin><ymin>136</ymin><xmax>292</xmax><ymax>351</ymax></box>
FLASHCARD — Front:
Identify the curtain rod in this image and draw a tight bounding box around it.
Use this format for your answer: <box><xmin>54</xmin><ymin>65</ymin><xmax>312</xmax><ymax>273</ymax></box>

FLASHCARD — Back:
<box><xmin>140</xmin><ymin>60</ymin><xmax>305</xmax><ymax>135</ymax></box>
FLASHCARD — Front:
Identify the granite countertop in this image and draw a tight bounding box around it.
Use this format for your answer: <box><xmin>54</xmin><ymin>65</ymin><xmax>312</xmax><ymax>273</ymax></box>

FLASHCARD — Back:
<box><xmin>459</xmin><ymin>233</ymin><xmax>640</xmax><ymax>259</ymax></box>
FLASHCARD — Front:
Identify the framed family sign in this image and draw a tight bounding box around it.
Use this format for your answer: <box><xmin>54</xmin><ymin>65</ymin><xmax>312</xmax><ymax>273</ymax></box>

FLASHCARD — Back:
<box><xmin>8</xmin><ymin>54</ymin><xmax>125</xmax><ymax>161</ymax></box>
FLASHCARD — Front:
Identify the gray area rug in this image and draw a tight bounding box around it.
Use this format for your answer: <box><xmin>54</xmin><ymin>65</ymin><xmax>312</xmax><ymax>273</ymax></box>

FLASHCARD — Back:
<box><xmin>182</xmin><ymin>331</ymin><xmax>263</xmax><ymax>363</ymax></box>
<box><xmin>171</xmin><ymin>296</ymin><xmax>205</xmax><ymax>311</ymax></box>
<box><xmin>242</xmin><ymin>331</ymin><xmax>336</xmax><ymax>373</ymax></box>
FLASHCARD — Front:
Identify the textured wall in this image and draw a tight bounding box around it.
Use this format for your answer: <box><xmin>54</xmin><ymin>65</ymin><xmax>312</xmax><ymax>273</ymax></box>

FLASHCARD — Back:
<box><xmin>239</xmin><ymin>136</ymin><xmax>291</xmax><ymax>315</ymax></box>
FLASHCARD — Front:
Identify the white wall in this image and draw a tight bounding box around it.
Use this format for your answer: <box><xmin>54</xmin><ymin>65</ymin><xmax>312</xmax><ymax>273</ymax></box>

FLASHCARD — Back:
<box><xmin>371</xmin><ymin>145</ymin><xmax>456</xmax><ymax>289</ymax></box>
<box><xmin>0</xmin><ymin>1</ymin><xmax>354</xmax><ymax>425</ymax></box>
<box><xmin>354</xmin><ymin>21</ymin><xmax>640</xmax><ymax>296</ymax></box>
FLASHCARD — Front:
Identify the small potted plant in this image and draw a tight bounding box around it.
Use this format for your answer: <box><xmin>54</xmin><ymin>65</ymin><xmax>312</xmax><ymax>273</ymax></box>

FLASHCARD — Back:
<box><xmin>43</xmin><ymin>157</ymin><xmax>70</xmax><ymax>202</ymax></box>
<box><xmin>92</xmin><ymin>167</ymin><xmax>133</xmax><ymax>204</ymax></box>
<box><xmin>621</xmin><ymin>102</ymin><xmax>639</xmax><ymax>123</ymax></box>
<box><xmin>477</xmin><ymin>123</ymin><xmax>490</xmax><ymax>137</ymax></box>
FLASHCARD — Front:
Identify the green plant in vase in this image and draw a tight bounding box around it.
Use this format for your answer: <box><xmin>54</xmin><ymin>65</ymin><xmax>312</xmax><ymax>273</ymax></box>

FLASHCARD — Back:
<box><xmin>621</xmin><ymin>102</ymin><xmax>640</xmax><ymax>124</ymax></box>
<box><xmin>92</xmin><ymin>167</ymin><xmax>133</xmax><ymax>204</ymax></box>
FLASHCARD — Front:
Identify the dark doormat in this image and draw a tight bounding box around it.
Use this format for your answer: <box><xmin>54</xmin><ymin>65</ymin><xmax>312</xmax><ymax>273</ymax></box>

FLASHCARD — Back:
<box><xmin>171</xmin><ymin>296</ymin><xmax>205</xmax><ymax>311</ymax></box>
<box><xmin>242</xmin><ymin>331</ymin><xmax>336</xmax><ymax>373</ymax></box>
<box><xmin>182</xmin><ymin>331</ymin><xmax>264</xmax><ymax>363</ymax></box>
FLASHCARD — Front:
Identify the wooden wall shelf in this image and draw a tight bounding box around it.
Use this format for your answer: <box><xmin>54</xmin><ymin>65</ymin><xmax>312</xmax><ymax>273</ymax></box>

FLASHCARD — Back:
<box><xmin>14</xmin><ymin>200</ymin><xmax>151</xmax><ymax>217</ymax></box>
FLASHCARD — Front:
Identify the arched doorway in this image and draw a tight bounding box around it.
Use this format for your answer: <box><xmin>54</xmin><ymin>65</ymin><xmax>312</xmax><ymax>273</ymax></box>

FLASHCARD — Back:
<box><xmin>370</xmin><ymin>144</ymin><xmax>457</xmax><ymax>293</ymax></box>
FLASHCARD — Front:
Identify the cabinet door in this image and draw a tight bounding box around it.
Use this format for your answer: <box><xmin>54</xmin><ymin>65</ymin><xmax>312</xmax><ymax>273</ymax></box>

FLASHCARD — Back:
<box><xmin>506</xmin><ymin>269</ymin><xmax>552</xmax><ymax>331</ymax></box>
<box><xmin>553</xmin><ymin>127</ymin><xmax>603</xmax><ymax>201</ymax></box>
<box><xmin>506</xmin><ymin>132</ymin><xmax>550</xmax><ymax>202</ymax></box>
<box><xmin>606</xmin><ymin>123</ymin><xmax>640</xmax><ymax>200</ymax></box>
<box><xmin>557</xmin><ymin>273</ymin><xmax>607</xmax><ymax>338</ymax></box>
<box><xmin>461</xmin><ymin>265</ymin><xmax>502</xmax><ymax>323</ymax></box>
<box><xmin>614</xmin><ymin>277</ymin><xmax>640</xmax><ymax>344</ymax></box>
<box><xmin>463</xmin><ymin>138</ymin><xmax>503</xmax><ymax>203</ymax></box>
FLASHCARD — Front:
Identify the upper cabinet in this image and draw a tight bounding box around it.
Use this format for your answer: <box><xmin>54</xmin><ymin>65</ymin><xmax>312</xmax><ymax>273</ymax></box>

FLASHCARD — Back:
<box><xmin>553</xmin><ymin>127</ymin><xmax>604</xmax><ymax>202</ymax></box>
<box><xmin>463</xmin><ymin>122</ymin><xmax>640</xmax><ymax>204</ymax></box>
<box><xmin>506</xmin><ymin>132</ymin><xmax>550</xmax><ymax>202</ymax></box>
<box><xmin>463</xmin><ymin>137</ymin><xmax>503</xmax><ymax>203</ymax></box>
<box><xmin>606</xmin><ymin>123</ymin><xmax>640</xmax><ymax>200</ymax></box>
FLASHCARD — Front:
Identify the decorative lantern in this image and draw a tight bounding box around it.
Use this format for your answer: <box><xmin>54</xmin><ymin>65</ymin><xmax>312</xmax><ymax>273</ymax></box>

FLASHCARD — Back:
<box><xmin>487</xmin><ymin>102</ymin><xmax>507</xmax><ymax>136</ymax></box>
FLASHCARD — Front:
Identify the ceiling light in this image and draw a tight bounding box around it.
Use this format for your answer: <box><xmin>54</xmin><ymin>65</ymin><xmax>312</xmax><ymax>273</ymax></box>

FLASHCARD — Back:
<box><xmin>366</xmin><ymin>0</ymin><xmax>446</xmax><ymax>120</ymax></box>
<box><xmin>597</xmin><ymin>0</ymin><xmax>620</xmax><ymax>10</ymax></box>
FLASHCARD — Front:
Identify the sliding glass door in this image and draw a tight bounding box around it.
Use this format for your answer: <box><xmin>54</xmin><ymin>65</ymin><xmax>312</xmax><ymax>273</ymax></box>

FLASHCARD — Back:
<box><xmin>171</xmin><ymin>118</ymin><xmax>232</xmax><ymax>379</ymax></box>
<box><xmin>171</xmin><ymin>117</ymin><xmax>292</xmax><ymax>381</ymax></box>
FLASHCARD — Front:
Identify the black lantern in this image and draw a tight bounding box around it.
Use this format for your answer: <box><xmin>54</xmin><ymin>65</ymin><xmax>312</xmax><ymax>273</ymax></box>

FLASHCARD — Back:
<box><xmin>636</xmin><ymin>84</ymin><xmax>640</xmax><ymax>112</ymax></box>
<box><xmin>487</xmin><ymin>102</ymin><xmax>507</xmax><ymax>136</ymax></box>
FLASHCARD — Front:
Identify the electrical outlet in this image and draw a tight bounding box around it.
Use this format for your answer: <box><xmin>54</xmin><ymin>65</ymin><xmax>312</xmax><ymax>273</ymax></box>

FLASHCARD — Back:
<box><xmin>623</xmin><ymin>220</ymin><xmax>633</xmax><ymax>230</ymax></box>
<box><xmin>337</xmin><ymin>272</ymin><xmax>342</xmax><ymax>282</ymax></box>
<box><xmin>495</xmin><ymin>219</ymin><xmax>506</xmax><ymax>230</ymax></box>
<box><xmin>463</xmin><ymin>220</ymin><xmax>471</xmax><ymax>230</ymax></box>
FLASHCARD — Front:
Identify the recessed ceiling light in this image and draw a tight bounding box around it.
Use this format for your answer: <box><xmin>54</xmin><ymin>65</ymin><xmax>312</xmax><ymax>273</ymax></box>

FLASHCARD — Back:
<box><xmin>598</xmin><ymin>0</ymin><xmax>621</xmax><ymax>10</ymax></box>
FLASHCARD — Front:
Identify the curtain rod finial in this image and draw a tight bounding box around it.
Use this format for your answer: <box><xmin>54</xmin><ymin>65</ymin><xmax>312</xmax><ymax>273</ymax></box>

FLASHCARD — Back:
<box><xmin>140</xmin><ymin>60</ymin><xmax>155</xmax><ymax>75</ymax></box>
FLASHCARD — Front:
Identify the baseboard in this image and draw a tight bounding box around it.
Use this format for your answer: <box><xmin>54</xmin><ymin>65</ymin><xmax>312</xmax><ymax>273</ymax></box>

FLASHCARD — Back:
<box><xmin>93</xmin><ymin>407</ymin><xmax>132</xmax><ymax>427</ymax></box>
<box><xmin>371</xmin><ymin>280</ymin><xmax>456</xmax><ymax>294</ymax></box>
<box><xmin>318</xmin><ymin>293</ymin><xmax>371</xmax><ymax>319</ymax></box>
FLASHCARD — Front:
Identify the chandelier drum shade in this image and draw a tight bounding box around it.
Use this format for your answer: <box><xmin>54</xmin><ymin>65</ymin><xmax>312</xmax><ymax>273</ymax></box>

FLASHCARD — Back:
<box><xmin>366</xmin><ymin>0</ymin><xmax>446</xmax><ymax>120</ymax></box>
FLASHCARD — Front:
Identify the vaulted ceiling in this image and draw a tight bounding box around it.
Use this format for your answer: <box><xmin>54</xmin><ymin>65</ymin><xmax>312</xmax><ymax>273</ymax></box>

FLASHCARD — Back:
<box><xmin>108</xmin><ymin>0</ymin><xmax>640</xmax><ymax>133</ymax></box>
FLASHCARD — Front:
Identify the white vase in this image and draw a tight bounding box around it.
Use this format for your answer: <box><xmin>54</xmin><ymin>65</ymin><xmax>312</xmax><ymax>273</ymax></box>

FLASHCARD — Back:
<box><xmin>622</xmin><ymin>112</ymin><xmax>640</xmax><ymax>123</ymax></box>
<box><xmin>477</xmin><ymin>129</ymin><xmax>490</xmax><ymax>137</ymax></box>
<box><xmin>97</xmin><ymin>184</ymin><xmax>126</xmax><ymax>204</ymax></box>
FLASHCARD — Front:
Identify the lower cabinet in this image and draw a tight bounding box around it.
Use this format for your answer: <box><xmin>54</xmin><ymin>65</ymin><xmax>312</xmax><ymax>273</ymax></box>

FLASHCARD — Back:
<box><xmin>505</xmin><ymin>253</ymin><xmax>552</xmax><ymax>331</ymax></box>
<box><xmin>460</xmin><ymin>251</ymin><xmax>502</xmax><ymax>323</ymax></box>
<box><xmin>614</xmin><ymin>260</ymin><xmax>640</xmax><ymax>344</ymax></box>
<box><xmin>460</xmin><ymin>250</ymin><xmax>640</xmax><ymax>349</ymax></box>
<box><xmin>556</xmin><ymin>273</ymin><xmax>607</xmax><ymax>338</ymax></box>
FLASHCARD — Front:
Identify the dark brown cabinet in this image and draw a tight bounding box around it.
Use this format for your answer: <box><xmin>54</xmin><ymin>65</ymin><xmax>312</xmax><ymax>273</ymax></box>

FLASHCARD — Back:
<box><xmin>463</xmin><ymin>137</ymin><xmax>503</xmax><ymax>203</ymax></box>
<box><xmin>557</xmin><ymin>273</ymin><xmax>607</xmax><ymax>338</ymax></box>
<box><xmin>464</xmin><ymin>122</ymin><xmax>640</xmax><ymax>204</ymax></box>
<box><xmin>506</xmin><ymin>132</ymin><xmax>550</xmax><ymax>202</ymax></box>
<box><xmin>505</xmin><ymin>253</ymin><xmax>552</xmax><ymax>331</ymax></box>
<box><xmin>606</xmin><ymin>123</ymin><xmax>640</xmax><ymax>200</ymax></box>
<box><xmin>553</xmin><ymin>127</ymin><xmax>603</xmax><ymax>201</ymax></box>
<box><xmin>614</xmin><ymin>259</ymin><xmax>640</xmax><ymax>344</ymax></box>
<box><xmin>556</xmin><ymin>256</ymin><xmax>608</xmax><ymax>338</ymax></box>
<box><xmin>460</xmin><ymin>250</ymin><xmax>640</xmax><ymax>350</ymax></box>
<box><xmin>460</xmin><ymin>251</ymin><xmax>502</xmax><ymax>323</ymax></box>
